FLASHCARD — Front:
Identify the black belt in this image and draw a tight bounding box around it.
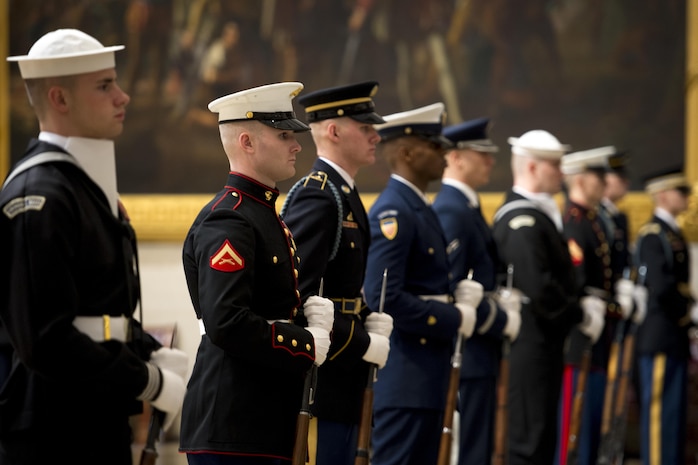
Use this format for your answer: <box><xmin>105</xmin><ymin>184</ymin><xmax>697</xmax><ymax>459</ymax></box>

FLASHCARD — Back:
<box><xmin>330</xmin><ymin>297</ymin><xmax>363</xmax><ymax>315</ymax></box>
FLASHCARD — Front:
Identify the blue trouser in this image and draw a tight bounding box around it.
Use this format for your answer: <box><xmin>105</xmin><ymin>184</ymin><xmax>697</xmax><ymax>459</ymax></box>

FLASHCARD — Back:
<box><xmin>458</xmin><ymin>376</ymin><xmax>496</xmax><ymax>465</ymax></box>
<box><xmin>637</xmin><ymin>354</ymin><xmax>687</xmax><ymax>465</ymax></box>
<box><xmin>309</xmin><ymin>418</ymin><xmax>358</xmax><ymax>465</ymax></box>
<box><xmin>187</xmin><ymin>454</ymin><xmax>288</xmax><ymax>465</ymax></box>
<box><xmin>371</xmin><ymin>407</ymin><xmax>442</xmax><ymax>465</ymax></box>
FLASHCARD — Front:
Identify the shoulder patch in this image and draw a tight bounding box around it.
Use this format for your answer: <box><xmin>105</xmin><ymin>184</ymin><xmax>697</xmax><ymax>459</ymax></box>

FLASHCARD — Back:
<box><xmin>637</xmin><ymin>223</ymin><xmax>661</xmax><ymax>237</ymax></box>
<box><xmin>3</xmin><ymin>195</ymin><xmax>46</xmax><ymax>219</ymax></box>
<box><xmin>380</xmin><ymin>217</ymin><xmax>398</xmax><ymax>240</ymax></box>
<box><xmin>210</xmin><ymin>239</ymin><xmax>245</xmax><ymax>272</ymax></box>
<box><xmin>508</xmin><ymin>215</ymin><xmax>535</xmax><ymax>230</ymax></box>
<box><xmin>446</xmin><ymin>238</ymin><xmax>460</xmax><ymax>254</ymax></box>
<box><xmin>567</xmin><ymin>239</ymin><xmax>584</xmax><ymax>266</ymax></box>
<box><xmin>302</xmin><ymin>171</ymin><xmax>329</xmax><ymax>190</ymax></box>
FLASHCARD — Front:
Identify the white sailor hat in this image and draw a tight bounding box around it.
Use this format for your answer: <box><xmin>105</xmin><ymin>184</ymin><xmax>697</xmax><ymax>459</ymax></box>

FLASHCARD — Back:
<box><xmin>208</xmin><ymin>82</ymin><xmax>310</xmax><ymax>132</ymax></box>
<box><xmin>561</xmin><ymin>145</ymin><xmax>615</xmax><ymax>175</ymax></box>
<box><xmin>7</xmin><ymin>29</ymin><xmax>124</xmax><ymax>79</ymax></box>
<box><xmin>375</xmin><ymin>102</ymin><xmax>453</xmax><ymax>148</ymax></box>
<box><xmin>644</xmin><ymin>168</ymin><xmax>691</xmax><ymax>195</ymax></box>
<box><xmin>508</xmin><ymin>130</ymin><xmax>570</xmax><ymax>159</ymax></box>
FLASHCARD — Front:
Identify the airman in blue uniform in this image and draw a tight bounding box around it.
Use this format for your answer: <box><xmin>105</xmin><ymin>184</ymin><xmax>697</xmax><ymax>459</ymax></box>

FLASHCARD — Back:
<box><xmin>364</xmin><ymin>103</ymin><xmax>485</xmax><ymax>465</ymax></box>
<box><xmin>433</xmin><ymin>117</ymin><xmax>522</xmax><ymax>465</ymax></box>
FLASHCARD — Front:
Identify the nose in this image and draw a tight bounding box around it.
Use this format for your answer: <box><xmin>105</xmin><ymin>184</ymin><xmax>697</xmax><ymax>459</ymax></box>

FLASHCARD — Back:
<box><xmin>116</xmin><ymin>84</ymin><xmax>130</xmax><ymax>107</ymax></box>
<box><xmin>370</xmin><ymin>128</ymin><xmax>381</xmax><ymax>144</ymax></box>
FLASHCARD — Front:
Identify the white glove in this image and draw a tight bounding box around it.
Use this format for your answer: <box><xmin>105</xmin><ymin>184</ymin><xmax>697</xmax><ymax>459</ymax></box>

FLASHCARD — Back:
<box><xmin>303</xmin><ymin>295</ymin><xmax>335</xmax><ymax>333</ymax></box>
<box><xmin>632</xmin><ymin>285</ymin><xmax>648</xmax><ymax>324</ymax></box>
<box><xmin>578</xmin><ymin>295</ymin><xmax>606</xmax><ymax>343</ymax></box>
<box><xmin>503</xmin><ymin>310</ymin><xmax>521</xmax><ymax>341</ymax></box>
<box><xmin>496</xmin><ymin>288</ymin><xmax>523</xmax><ymax>314</ymax></box>
<box><xmin>691</xmin><ymin>302</ymin><xmax>698</xmax><ymax>325</ymax></box>
<box><xmin>614</xmin><ymin>278</ymin><xmax>635</xmax><ymax>320</ymax></box>
<box><xmin>306</xmin><ymin>327</ymin><xmax>331</xmax><ymax>366</ymax></box>
<box><xmin>150</xmin><ymin>347</ymin><xmax>189</xmax><ymax>380</ymax></box>
<box><xmin>362</xmin><ymin>333</ymin><xmax>391</xmax><ymax>368</ymax></box>
<box><xmin>454</xmin><ymin>279</ymin><xmax>484</xmax><ymax>308</ymax></box>
<box><xmin>455</xmin><ymin>303</ymin><xmax>476</xmax><ymax>338</ymax></box>
<box><xmin>138</xmin><ymin>364</ymin><xmax>187</xmax><ymax>432</ymax></box>
<box><xmin>364</xmin><ymin>312</ymin><xmax>393</xmax><ymax>338</ymax></box>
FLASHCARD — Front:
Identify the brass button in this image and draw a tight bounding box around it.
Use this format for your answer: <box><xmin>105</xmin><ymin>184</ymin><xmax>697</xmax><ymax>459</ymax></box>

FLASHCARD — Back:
<box><xmin>306</xmin><ymin>343</ymin><xmax>311</xmax><ymax>351</ymax></box>
<box><xmin>294</xmin><ymin>269</ymin><xmax>299</xmax><ymax>278</ymax></box>
<box><xmin>419</xmin><ymin>338</ymin><xmax>427</xmax><ymax>345</ymax></box>
<box><xmin>273</xmin><ymin>256</ymin><xmax>278</xmax><ymax>264</ymax></box>
<box><xmin>231</xmin><ymin>192</ymin><xmax>239</xmax><ymax>197</ymax></box>
<box><xmin>293</xmin><ymin>308</ymin><xmax>298</xmax><ymax>317</ymax></box>
<box><xmin>296</xmin><ymin>290</ymin><xmax>301</xmax><ymax>298</ymax></box>
<box><xmin>291</xmin><ymin>248</ymin><xmax>295</xmax><ymax>256</ymax></box>
<box><xmin>427</xmin><ymin>315</ymin><xmax>437</xmax><ymax>326</ymax></box>
<box><xmin>350</xmin><ymin>242</ymin><xmax>355</xmax><ymax>248</ymax></box>
<box><xmin>277</xmin><ymin>335</ymin><xmax>284</xmax><ymax>343</ymax></box>
<box><xmin>292</xmin><ymin>339</ymin><xmax>298</xmax><ymax>347</ymax></box>
<box><xmin>428</xmin><ymin>247</ymin><xmax>434</xmax><ymax>255</ymax></box>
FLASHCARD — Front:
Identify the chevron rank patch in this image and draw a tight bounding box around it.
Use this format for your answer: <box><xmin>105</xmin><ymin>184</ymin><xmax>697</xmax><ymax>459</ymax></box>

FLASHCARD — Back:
<box><xmin>446</xmin><ymin>238</ymin><xmax>460</xmax><ymax>254</ymax></box>
<box><xmin>210</xmin><ymin>239</ymin><xmax>245</xmax><ymax>272</ymax></box>
<box><xmin>3</xmin><ymin>196</ymin><xmax>46</xmax><ymax>219</ymax></box>
<box><xmin>568</xmin><ymin>238</ymin><xmax>584</xmax><ymax>266</ymax></box>
<box><xmin>508</xmin><ymin>215</ymin><xmax>535</xmax><ymax>230</ymax></box>
<box><xmin>380</xmin><ymin>217</ymin><xmax>398</xmax><ymax>240</ymax></box>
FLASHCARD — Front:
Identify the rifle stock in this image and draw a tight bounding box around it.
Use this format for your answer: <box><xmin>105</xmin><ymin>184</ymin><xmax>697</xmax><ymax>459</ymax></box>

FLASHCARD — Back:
<box><xmin>355</xmin><ymin>268</ymin><xmax>388</xmax><ymax>465</ymax></box>
<box><xmin>492</xmin><ymin>338</ymin><xmax>510</xmax><ymax>465</ymax></box>
<box><xmin>437</xmin><ymin>334</ymin><xmax>463</xmax><ymax>465</ymax></box>
<box><xmin>139</xmin><ymin>409</ymin><xmax>164</xmax><ymax>465</ymax></box>
<box><xmin>566</xmin><ymin>343</ymin><xmax>592</xmax><ymax>465</ymax></box>
<box><xmin>292</xmin><ymin>366</ymin><xmax>316</xmax><ymax>465</ymax></box>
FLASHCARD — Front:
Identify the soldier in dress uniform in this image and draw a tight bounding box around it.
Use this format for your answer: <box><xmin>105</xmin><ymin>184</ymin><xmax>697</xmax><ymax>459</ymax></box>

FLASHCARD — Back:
<box><xmin>556</xmin><ymin>147</ymin><xmax>636</xmax><ymax>465</ymax></box>
<box><xmin>178</xmin><ymin>82</ymin><xmax>336</xmax><ymax>465</ymax></box>
<box><xmin>432</xmin><ymin>117</ymin><xmax>523</xmax><ymax>465</ymax></box>
<box><xmin>599</xmin><ymin>150</ymin><xmax>632</xmax><ymax>283</ymax></box>
<box><xmin>634</xmin><ymin>169</ymin><xmax>697</xmax><ymax>465</ymax></box>
<box><xmin>491</xmin><ymin>131</ymin><xmax>606</xmax><ymax>465</ymax></box>
<box><xmin>363</xmin><ymin>103</ymin><xmax>485</xmax><ymax>465</ymax></box>
<box><xmin>1</xmin><ymin>29</ymin><xmax>188</xmax><ymax>465</ymax></box>
<box><xmin>280</xmin><ymin>81</ymin><xmax>394</xmax><ymax>465</ymax></box>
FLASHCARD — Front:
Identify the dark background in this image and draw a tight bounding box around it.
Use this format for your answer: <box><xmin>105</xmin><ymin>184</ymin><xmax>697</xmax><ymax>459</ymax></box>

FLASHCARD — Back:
<box><xmin>8</xmin><ymin>0</ymin><xmax>686</xmax><ymax>194</ymax></box>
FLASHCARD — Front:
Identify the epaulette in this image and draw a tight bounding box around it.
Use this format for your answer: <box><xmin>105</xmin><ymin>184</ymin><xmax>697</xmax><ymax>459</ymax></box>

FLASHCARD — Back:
<box><xmin>637</xmin><ymin>222</ymin><xmax>661</xmax><ymax>237</ymax></box>
<box><xmin>302</xmin><ymin>171</ymin><xmax>329</xmax><ymax>190</ymax></box>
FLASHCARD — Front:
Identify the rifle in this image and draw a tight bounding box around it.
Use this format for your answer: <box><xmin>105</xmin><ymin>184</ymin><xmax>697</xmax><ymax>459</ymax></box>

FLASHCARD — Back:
<box><xmin>139</xmin><ymin>324</ymin><xmax>177</xmax><ymax>465</ymax></box>
<box><xmin>597</xmin><ymin>264</ymin><xmax>647</xmax><ymax>465</ymax></box>
<box><xmin>436</xmin><ymin>269</ymin><xmax>473</xmax><ymax>465</ymax></box>
<box><xmin>355</xmin><ymin>268</ymin><xmax>388</xmax><ymax>465</ymax></box>
<box><xmin>292</xmin><ymin>279</ymin><xmax>324</xmax><ymax>465</ymax></box>
<box><xmin>493</xmin><ymin>263</ymin><xmax>515</xmax><ymax>465</ymax></box>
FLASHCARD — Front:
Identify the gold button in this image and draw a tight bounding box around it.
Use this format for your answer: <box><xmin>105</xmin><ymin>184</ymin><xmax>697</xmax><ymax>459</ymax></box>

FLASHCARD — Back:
<box><xmin>337</xmin><ymin>108</ymin><xmax>345</xmax><ymax>116</ymax></box>
<box><xmin>231</xmin><ymin>192</ymin><xmax>239</xmax><ymax>197</ymax></box>
<box><xmin>428</xmin><ymin>247</ymin><xmax>434</xmax><ymax>255</ymax></box>
<box><xmin>419</xmin><ymin>338</ymin><xmax>427</xmax><ymax>345</ymax></box>
<box><xmin>273</xmin><ymin>256</ymin><xmax>278</xmax><ymax>264</ymax></box>
<box><xmin>293</xmin><ymin>308</ymin><xmax>298</xmax><ymax>316</ymax></box>
<box><xmin>350</xmin><ymin>242</ymin><xmax>355</xmax><ymax>248</ymax></box>
<box><xmin>296</xmin><ymin>290</ymin><xmax>301</xmax><ymax>298</ymax></box>
<box><xmin>306</xmin><ymin>343</ymin><xmax>311</xmax><ymax>351</ymax></box>
<box><xmin>277</xmin><ymin>335</ymin><xmax>284</xmax><ymax>343</ymax></box>
<box><xmin>285</xmin><ymin>228</ymin><xmax>290</xmax><ymax>236</ymax></box>
<box><xmin>448</xmin><ymin>272</ymin><xmax>453</xmax><ymax>280</ymax></box>
<box><xmin>294</xmin><ymin>269</ymin><xmax>299</xmax><ymax>278</ymax></box>
<box><xmin>246</xmin><ymin>111</ymin><xmax>254</xmax><ymax>119</ymax></box>
<box><xmin>297</xmin><ymin>256</ymin><xmax>301</xmax><ymax>263</ymax></box>
<box><xmin>427</xmin><ymin>315</ymin><xmax>437</xmax><ymax>325</ymax></box>
<box><xmin>292</xmin><ymin>339</ymin><xmax>298</xmax><ymax>347</ymax></box>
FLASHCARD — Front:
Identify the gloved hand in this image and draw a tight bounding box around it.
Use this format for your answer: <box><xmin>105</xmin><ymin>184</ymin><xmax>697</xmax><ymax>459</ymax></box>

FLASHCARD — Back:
<box><xmin>364</xmin><ymin>312</ymin><xmax>393</xmax><ymax>338</ymax></box>
<box><xmin>306</xmin><ymin>327</ymin><xmax>331</xmax><ymax>366</ymax></box>
<box><xmin>503</xmin><ymin>310</ymin><xmax>521</xmax><ymax>341</ymax></box>
<box><xmin>455</xmin><ymin>303</ymin><xmax>476</xmax><ymax>338</ymax></box>
<box><xmin>150</xmin><ymin>347</ymin><xmax>189</xmax><ymax>380</ymax></box>
<box><xmin>138</xmin><ymin>363</ymin><xmax>187</xmax><ymax>432</ymax></box>
<box><xmin>496</xmin><ymin>288</ymin><xmax>523</xmax><ymax>314</ymax></box>
<box><xmin>454</xmin><ymin>279</ymin><xmax>484</xmax><ymax>308</ymax></box>
<box><xmin>614</xmin><ymin>278</ymin><xmax>635</xmax><ymax>320</ymax></box>
<box><xmin>632</xmin><ymin>285</ymin><xmax>648</xmax><ymax>324</ymax></box>
<box><xmin>362</xmin><ymin>333</ymin><xmax>391</xmax><ymax>368</ymax></box>
<box><xmin>578</xmin><ymin>295</ymin><xmax>606</xmax><ymax>343</ymax></box>
<box><xmin>303</xmin><ymin>295</ymin><xmax>335</xmax><ymax>333</ymax></box>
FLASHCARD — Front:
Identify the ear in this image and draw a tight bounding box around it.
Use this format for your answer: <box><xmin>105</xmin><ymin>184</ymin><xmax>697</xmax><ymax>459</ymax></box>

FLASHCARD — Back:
<box><xmin>239</xmin><ymin>132</ymin><xmax>254</xmax><ymax>153</ymax></box>
<box><xmin>327</xmin><ymin>122</ymin><xmax>340</xmax><ymax>142</ymax></box>
<box><xmin>46</xmin><ymin>85</ymin><xmax>69</xmax><ymax>113</ymax></box>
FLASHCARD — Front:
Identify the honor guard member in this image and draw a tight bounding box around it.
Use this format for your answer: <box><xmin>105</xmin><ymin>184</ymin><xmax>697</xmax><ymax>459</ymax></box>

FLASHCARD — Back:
<box><xmin>599</xmin><ymin>150</ymin><xmax>632</xmax><ymax>283</ymax></box>
<box><xmin>634</xmin><ymin>169</ymin><xmax>696</xmax><ymax>465</ymax></box>
<box><xmin>280</xmin><ymin>81</ymin><xmax>394</xmax><ymax>465</ymax></box>
<box><xmin>491</xmin><ymin>131</ymin><xmax>605</xmax><ymax>465</ymax></box>
<box><xmin>0</xmin><ymin>29</ymin><xmax>188</xmax><ymax>465</ymax></box>
<box><xmin>556</xmin><ymin>146</ymin><xmax>634</xmax><ymax>465</ymax></box>
<box><xmin>179</xmin><ymin>82</ymin><xmax>335</xmax><ymax>465</ymax></box>
<box><xmin>364</xmin><ymin>103</ymin><xmax>485</xmax><ymax>465</ymax></box>
<box><xmin>432</xmin><ymin>117</ymin><xmax>523</xmax><ymax>465</ymax></box>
